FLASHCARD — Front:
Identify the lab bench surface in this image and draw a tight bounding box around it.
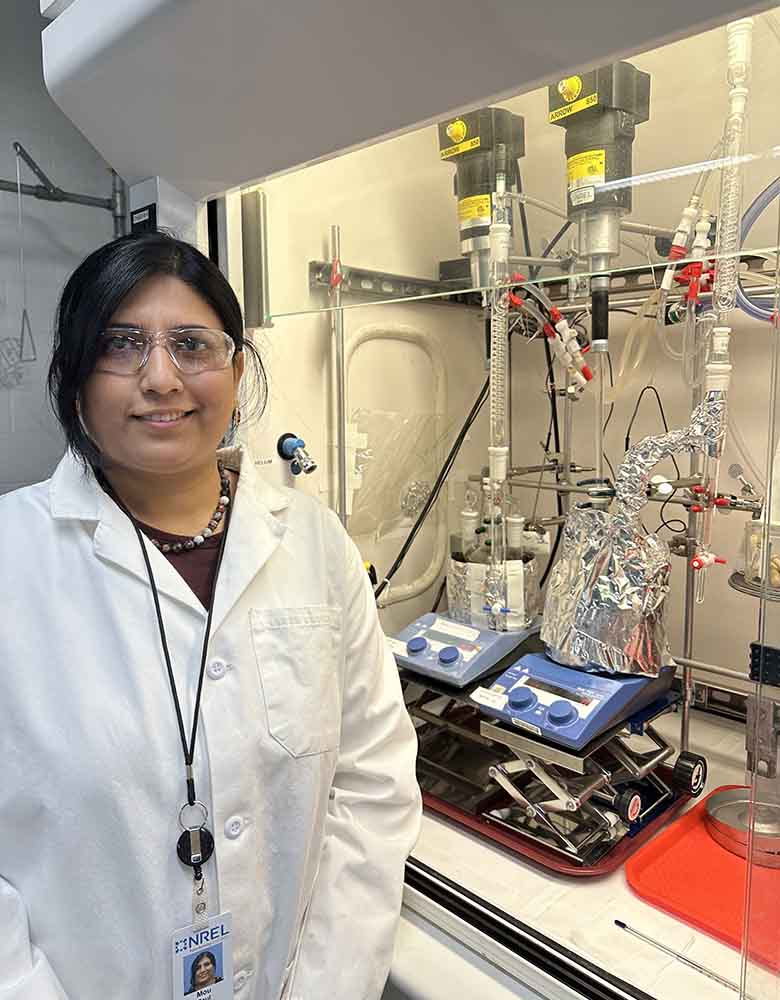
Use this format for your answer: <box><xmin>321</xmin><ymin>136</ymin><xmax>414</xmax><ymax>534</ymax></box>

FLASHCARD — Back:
<box><xmin>389</xmin><ymin>710</ymin><xmax>777</xmax><ymax>1000</ymax></box>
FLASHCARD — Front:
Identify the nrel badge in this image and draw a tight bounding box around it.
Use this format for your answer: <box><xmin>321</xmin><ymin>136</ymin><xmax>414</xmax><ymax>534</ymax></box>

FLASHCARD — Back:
<box><xmin>172</xmin><ymin>912</ymin><xmax>233</xmax><ymax>999</ymax></box>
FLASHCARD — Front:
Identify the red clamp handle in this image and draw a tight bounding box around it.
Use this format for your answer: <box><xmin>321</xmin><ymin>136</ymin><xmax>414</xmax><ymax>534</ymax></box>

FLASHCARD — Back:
<box><xmin>690</xmin><ymin>555</ymin><xmax>727</xmax><ymax>571</ymax></box>
<box><xmin>329</xmin><ymin>259</ymin><xmax>343</xmax><ymax>290</ymax></box>
<box><xmin>714</xmin><ymin>497</ymin><xmax>731</xmax><ymax>508</ymax></box>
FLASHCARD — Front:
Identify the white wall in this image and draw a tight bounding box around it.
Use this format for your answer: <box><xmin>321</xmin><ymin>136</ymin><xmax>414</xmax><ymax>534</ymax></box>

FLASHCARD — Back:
<box><xmin>242</xmin><ymin>11</ymin><xmax>780</xmax><ymax>671</ymax></box>
<box><xmin>0</xmin><ymin>0</ymin><xmax>114</xmax><ymax>493</ymax></box>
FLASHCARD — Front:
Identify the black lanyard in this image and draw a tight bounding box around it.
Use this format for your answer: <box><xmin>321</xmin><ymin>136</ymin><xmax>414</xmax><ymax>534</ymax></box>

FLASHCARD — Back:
<box><xmin>100</xmin><ymin>469</ymin><xmax>233</xmax><ymax>882</ymax></box>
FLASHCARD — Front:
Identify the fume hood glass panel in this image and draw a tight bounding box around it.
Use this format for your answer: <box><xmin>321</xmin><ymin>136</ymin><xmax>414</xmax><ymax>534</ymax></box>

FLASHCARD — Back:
<box><xmin>743</xmin><ymin>205</ymin><xmax>780</xmax><ymax>1000</ymax></box>
<box><xmin>257</xmin><ymin>12</ymin><xmax>780</xmax><ymax>1000</ymax></box>
<box><xmin>260</xmin><ymin>10</ymin><xmax>780</xmax><ymax>324</ymax></box>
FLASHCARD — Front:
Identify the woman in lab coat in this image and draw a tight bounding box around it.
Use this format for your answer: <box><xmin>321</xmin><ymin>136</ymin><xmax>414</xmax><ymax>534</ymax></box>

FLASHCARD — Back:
<box><xmin>0</xmin><ymin>231</ymin><xmax>421</xmax><ymax>1000</ymax></box>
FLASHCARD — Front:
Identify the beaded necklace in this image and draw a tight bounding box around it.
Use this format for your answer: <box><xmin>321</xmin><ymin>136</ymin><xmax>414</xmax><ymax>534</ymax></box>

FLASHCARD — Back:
<box><xmin>148</xmin><ymin>461</ymin><xmax>231</xmax><ymax>554</ymax></box>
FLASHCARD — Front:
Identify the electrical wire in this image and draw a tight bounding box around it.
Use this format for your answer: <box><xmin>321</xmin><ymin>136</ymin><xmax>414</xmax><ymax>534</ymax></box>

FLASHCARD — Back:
<box><xmin>622</xmin><ymin>384</ymin><xmax>687</xmax><ymax>533</ymax></box>
<box><xmin>624</xmin><ymin>385</ymin><xmax>681</xmax><ymax>480</ymax></box>
<box><xmin>374</xmin><ymin>377</ymin><xmax>489</xmax><ymax>602</ymax></box>
<box><xmin>539</xmin><ymin>336</ymin><xmax>564</xmax><ymax>589</ymax></box>
<box><xmin>602</xmin><ymin>352</ymin><xmax>616</xmax><ymax>480</ymax></box>
<box><xmin>430</xmin><ymin>576</ymin><xmax>447</xmax><ymax>613</ymax></box>
<box><xmin>657</xmin><ymin>492</ymin><xmax>687</xmax><ymax>535</ymax></box>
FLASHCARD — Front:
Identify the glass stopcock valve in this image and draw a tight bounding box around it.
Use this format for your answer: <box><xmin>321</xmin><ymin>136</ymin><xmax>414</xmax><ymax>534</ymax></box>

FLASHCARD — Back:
<box><xmin>277</xmin><ymin>433</ymin><xmax>318</xmax><ymax>475</ymax></box>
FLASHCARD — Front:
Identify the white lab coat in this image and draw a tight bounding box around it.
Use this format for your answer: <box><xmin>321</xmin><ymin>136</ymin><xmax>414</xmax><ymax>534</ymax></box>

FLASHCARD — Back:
<box><xmin>0</xmin><ymin>446</ymin><xmax>421</xmax><ymax>1000</ymax></box>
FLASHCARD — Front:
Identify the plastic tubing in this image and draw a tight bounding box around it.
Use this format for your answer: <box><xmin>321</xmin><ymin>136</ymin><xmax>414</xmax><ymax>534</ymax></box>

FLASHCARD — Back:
<box><xmin>728</xmin><ymin>412</ymin><xmax>767</xmax><ymax>491</ymax></box>
<box><xmin>606</xmin><ymin>291</ymin><xmax>659</xmax><ymax>403</ymax></box>
<box><xmin>735</xmin><ymin>176</ymin><xmax>780</xmax><ymax>322</ymax></box>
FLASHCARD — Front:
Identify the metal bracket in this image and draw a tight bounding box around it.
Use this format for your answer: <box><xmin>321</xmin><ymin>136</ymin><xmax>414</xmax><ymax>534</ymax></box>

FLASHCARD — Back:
<box><xmin>750</xmin><ymin>642</ymin><xmax>780</xmax><ymax>687</ymax></box>
<box><xmin>746</xmin><ymin>694</ymin><xmax>780</xmax><ymax>778</ymax></box>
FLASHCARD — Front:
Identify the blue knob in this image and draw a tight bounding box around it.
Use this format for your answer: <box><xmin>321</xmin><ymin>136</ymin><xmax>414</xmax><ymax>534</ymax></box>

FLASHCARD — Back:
<box><xmin>508</xmin><ymin>687</ymin><xmax>536</xmax><ymax>711</ymax></box>
<box><xmin>438</xmin><ymin>646</ymin><xmax>460</xmax><ymax>666</ymax></box>
<box><xmin>548</xmin><ymin>700</ymin><xmax>577</xmax><ymax>726</ymax></box>
<box><xmin>279</xmin><ymin>435</ymin><xmax>305</xmax><ymax>459</ymax></box>
<box><xmin>407</xmin><ymin>636</ymin><xmax>428</xmax><ymax>655</ymax></box>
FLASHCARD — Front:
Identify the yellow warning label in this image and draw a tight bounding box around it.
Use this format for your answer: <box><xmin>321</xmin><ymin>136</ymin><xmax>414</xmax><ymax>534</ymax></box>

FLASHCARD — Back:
<box><xmin>567</xmin><ymin>149</ymin><xmax>605</xmax><ymax>207</ymax></box>
<box><xmin>440</xmin><ymin>136</ymin><xmax>481</xmax><ymax>159</ymax></box>
<box><xmin>549</xmin><ymin>92</ymin><xmax>598</xmax><ymax>123</ymax></box>
<box><xmin>458</xmin><ymin>194</ymin><xmax>492</xmax><ymax>222</ymax></box>
<box><xmin>567</xmin><ymin>149</ymin><xmax>606</xmax><ymax>187</ymax></box>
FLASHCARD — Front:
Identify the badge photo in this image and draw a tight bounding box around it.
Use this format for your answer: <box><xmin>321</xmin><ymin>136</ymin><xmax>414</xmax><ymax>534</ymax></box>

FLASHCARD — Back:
<box><xmin>172</xmin><ymin>913</ymin><xmax>233</xmax><ymax>1000</ymax></box>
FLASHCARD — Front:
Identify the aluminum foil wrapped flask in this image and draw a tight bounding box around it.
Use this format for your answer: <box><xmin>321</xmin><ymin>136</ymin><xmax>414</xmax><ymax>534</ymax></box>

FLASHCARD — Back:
<box><xmin>541</xmin><ymin>397</ymin><xmax>724</xmax><ymax>675</ymax></box>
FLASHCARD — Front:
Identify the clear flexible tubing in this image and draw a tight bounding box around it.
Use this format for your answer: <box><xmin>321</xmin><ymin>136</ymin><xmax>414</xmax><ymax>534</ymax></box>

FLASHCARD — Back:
<box><xmin>735</xmin><ymin>176</ymin><xmax>780</xmax><ymax>321</ymax></box>
<box><xmin>606</xmin><ymin>290</ymin><xmax>658</xmax><ymax>403</ymax></box>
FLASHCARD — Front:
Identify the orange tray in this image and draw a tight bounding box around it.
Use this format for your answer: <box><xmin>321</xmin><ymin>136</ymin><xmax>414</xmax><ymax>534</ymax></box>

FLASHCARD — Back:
<box><xmin>626</xmin><ymin>785</ymin><xmax>780</xmax><ymax>971</ymax></box>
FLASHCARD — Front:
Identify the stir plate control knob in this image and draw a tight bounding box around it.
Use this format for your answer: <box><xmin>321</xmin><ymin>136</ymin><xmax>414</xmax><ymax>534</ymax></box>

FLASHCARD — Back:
<box><xmin>508</xmin><ymin>687</ymin><xmax>536</xmax><ymax>711</ymax></box>
<box><xmin>548</xmin><ymin>700</ymin><xmax>577</xmax><ymax>726</ymax></box>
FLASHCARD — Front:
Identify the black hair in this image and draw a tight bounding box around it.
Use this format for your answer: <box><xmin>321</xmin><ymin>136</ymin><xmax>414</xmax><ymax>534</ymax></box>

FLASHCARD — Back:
<box><xmin>189</xmin><ymin>950</ymin><xmax>217</xmax><ymax>992</ymax></box>
<box><xmin>47</xmin><ymin>230</ymin><xmax>267</xmax><ymax>467</ymax></box>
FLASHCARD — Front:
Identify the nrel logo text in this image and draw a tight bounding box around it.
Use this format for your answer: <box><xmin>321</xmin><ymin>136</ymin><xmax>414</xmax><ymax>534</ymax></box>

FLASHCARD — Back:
<box><xmin>175</xmin><ymin>923</ymin><xmax>230</xmax><ymax>954</ymax></box>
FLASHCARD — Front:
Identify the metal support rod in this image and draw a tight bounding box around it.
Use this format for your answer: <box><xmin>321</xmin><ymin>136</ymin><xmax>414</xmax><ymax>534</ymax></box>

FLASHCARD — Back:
<box><xmin>2</xmin><ymin>142</ymin><xmax>115</xmax><ymax>215</ymax></box>
<box><xmin>620</xmin><ymin>220</ymin><xmax>676</xmax><ymax>239</ymax></box>
<box><xmin>507</xmin><ymin>195</ymin><xmax>675</xmax><ymax>241</ymax></box>
<box><xmin>331</xmin><ymin>226</ymin><xmax>348</xmax><ymax>527</ymax></box>
<box><xmin>681</xmin><ymin>368</ymin><xmax>704</xmax><ymax>751</ymax></box>
<box><xmin>556</xmin><ymin>282</ymin><xmax>779</xmax><ymax>315</ymax></box>
<box><xmin>507</xmin><ymin>477</ymin><xmax>702</xmax><ymax>508</ymax></box>
<box><xmin>508</xmin><ymin>255</ymin><xmax>568</xmax><ymax>269</ymax></box>
<box><xmin>674</xmin><ymin>656</ymin><xmax>755</xmax><ymax>683</ymax></box>
<box><xmin>12</xmin><ymin>142</ymin><xmax>55</xmax><ymax>191</ymax></box>
<box><xmin>561</xmin><ymin>376</ymin><xmax>573</xmax><ymax>517</ymax></box>
<box><xmin>0</xmin><ymin>177</ymin><xmax>112</xmax><ymax>210</ymax></box>
<box><xmin>111</xmin><ymin>170</ymin><xmax>126</xmax><ymax>237</ymax></box>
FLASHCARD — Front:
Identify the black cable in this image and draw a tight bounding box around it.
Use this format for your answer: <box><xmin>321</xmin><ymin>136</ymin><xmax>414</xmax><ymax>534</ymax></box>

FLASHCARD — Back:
<box><xmin>374</xmin><ymin>377</ymin><xmax>489</xmax><ymax>602</ymax></box>
<box><xmin>530</xmin><ymin>220</ymin><xmax>572</xmax><ymax>282</ymax></box>
<box><xmin>539</xmin><ymin>337</ymin><xmax>564</xmax><ymax>589</ymax></box>
<box><xmin>431</xmin><ymin>576</ymin><xmax>447</xmax><ymax>613</ymax></box>
<box><xmin>602</xmin><ymin>353</ymin><xmax>616</xmax><ymax>480</ymax></box>
<box><xmin>624</xmin><ymin>385</ymin><xmax>681</xmax><ymax>479</ymax></box>
<box><xmin>657</xmin><ymin>491</ymin><xmax>687</xmax><ymax>534</ymax></box>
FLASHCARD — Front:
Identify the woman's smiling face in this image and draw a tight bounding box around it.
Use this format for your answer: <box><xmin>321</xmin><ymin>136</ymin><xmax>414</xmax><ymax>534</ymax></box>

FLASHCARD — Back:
<box><xmin>81</xmin><ymin>274</ymin><xmax>243</xmax><ymax>478</ymax></box>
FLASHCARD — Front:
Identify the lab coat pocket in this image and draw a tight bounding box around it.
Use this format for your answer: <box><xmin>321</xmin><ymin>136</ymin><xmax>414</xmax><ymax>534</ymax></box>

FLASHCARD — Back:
<box><xmin>250</xmin><ymin>606</ymin><xmax>342</xmax><ymax>757</ymax></box>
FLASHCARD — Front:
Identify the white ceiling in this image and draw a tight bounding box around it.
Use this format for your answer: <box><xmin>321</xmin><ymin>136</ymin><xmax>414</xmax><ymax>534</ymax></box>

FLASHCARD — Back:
<box><xmin>42</xmin><ymin>0</ymin><xmax>775</xmax><ymax>201</ymax></box>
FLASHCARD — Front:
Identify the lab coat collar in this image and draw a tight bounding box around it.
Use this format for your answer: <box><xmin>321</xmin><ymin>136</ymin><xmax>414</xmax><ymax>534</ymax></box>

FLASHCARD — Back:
<box><xmin>49</xmin><ymin>447</ymin><xmax>290</xmax><ymax>624</ymax></box>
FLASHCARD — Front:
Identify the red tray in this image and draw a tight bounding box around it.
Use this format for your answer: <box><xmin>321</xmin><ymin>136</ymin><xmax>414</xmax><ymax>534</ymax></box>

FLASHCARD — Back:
<box><xmin>626</xmin><ymin>785</ymin><xmax>780</xmax><ymax>971</ymax></box>
<box><xmin>423</xmin><ymin>778</ymin><xmax>689</xmax><ymax>878</ymax></box>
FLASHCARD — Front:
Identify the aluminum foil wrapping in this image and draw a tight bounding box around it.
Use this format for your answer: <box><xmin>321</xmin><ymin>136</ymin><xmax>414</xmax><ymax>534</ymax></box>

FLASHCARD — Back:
<box><xmin>447</xmin><ymin>555</ymin><xmax>540</xmax><ymax>631</ymax></box>
<box><xmin>541</xmin><ymin>397</ymin><xmax>724</xmax><ymax>675</ymax></box>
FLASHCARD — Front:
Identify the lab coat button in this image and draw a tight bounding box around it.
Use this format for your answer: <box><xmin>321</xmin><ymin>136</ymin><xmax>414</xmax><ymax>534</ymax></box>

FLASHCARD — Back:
<box><xmin>225</xmin><ymin>815</ymin><xmax>244</xmax><ymax>839</ymax></box>
<box><xmin>233</xmin><ymin>970</ymin><xmax>248</xmax><ymax>991</ymax></box>
<box><xmin>207</xmin><ymin>659</ymin><xmax>227</xmax><ymax>680</ymax></box>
